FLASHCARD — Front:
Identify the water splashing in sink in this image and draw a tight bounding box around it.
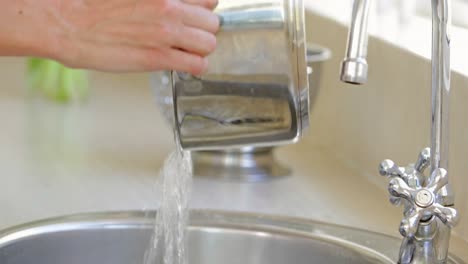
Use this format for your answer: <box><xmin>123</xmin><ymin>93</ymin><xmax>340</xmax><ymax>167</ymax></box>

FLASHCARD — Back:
<box><xmin>144</xmin><ymin>150</ymin><xmax>193</xmax><ymax>264</ymax></box>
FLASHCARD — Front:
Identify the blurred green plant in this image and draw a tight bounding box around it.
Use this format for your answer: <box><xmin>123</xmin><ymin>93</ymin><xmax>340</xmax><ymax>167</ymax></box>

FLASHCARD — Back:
<box><xmin>27</xmin><ymin>58</ymin><xmax>89</xmax><ymax>103</ymax></box>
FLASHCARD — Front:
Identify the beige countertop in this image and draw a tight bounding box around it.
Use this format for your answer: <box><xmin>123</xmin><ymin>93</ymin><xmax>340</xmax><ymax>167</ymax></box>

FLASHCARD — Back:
<box><xmin>0</xmin><ymin>58</ymin><xmax>397</xmax><ymax>232</ymax></box>
<box><xmin>1</xmin><ymin>57</ymin><xmax>467</xmax><ymax>260</ymax></box>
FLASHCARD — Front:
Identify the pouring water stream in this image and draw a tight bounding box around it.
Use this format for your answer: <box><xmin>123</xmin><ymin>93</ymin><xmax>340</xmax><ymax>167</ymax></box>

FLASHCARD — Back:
<box><xmin>144</xmin><ymin>103</ymin><xmax>193</xmax><ymax>264</ymax></box>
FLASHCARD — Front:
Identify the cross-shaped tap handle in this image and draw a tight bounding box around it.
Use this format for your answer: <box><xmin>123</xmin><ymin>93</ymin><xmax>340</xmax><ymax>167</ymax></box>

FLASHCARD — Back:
<box><xmin>389</xmin><ymin>168</ymin><xmax>459</xmax><ymax>238</ymax></box>
<box><xmin>378</xmin><ymin>148</ymin><xmax>431</xmax><ymax>206</ymax></box>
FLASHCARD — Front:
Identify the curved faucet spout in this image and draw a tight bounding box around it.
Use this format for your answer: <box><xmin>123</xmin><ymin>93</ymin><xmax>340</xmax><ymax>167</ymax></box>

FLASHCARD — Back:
<box><xmin>340</xmin><ymin>0</ymin><xmax>371</xmax><ymax>85</ymax></box>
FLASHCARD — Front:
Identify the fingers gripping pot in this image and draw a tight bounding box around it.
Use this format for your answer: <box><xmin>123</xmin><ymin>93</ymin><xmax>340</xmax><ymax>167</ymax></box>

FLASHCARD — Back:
<box><xmin>171</xmin><ymin>0</ymin><xmax>309</xmax><ymax>150</ymax></box>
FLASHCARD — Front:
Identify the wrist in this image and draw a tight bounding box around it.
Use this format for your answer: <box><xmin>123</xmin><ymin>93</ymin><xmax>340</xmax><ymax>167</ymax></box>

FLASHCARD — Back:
<box><xmin>0</xmin><ymin>0</ymin><xmax>63</xmax><ymax>60</ymax></box>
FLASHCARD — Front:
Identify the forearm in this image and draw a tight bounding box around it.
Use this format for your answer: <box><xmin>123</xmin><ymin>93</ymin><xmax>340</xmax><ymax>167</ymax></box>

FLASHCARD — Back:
<box><xmin>0</xmin><ymin>0</ymin><xmax>60</xmax><ymax>58</ymax></box>
<box><xmin>0</xmin><ymin>0</ymin><xmax>218</xmax><ymax>74</ymax></box>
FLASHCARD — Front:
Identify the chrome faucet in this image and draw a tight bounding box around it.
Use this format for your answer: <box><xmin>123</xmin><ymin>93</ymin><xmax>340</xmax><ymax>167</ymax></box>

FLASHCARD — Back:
<box><xmin>341</xmin><ymin>0</ymin><xmax>458</xmax><ymax>263</ymax></box>
<box><xmin>379</xmin><ymin>150</ymin><xmax>458</xmax><ymax>264</ymax></box>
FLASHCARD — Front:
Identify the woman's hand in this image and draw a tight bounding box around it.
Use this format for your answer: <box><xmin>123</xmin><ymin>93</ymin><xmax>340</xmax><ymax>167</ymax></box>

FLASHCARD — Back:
<box><xmin>0</xmin><ymin>0</ymin><xmax>219</xmax><ymax>75</ymax></box>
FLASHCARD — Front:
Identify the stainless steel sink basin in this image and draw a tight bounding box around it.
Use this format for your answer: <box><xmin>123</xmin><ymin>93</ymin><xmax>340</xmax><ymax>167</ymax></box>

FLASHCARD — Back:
<box><xmin>0</xmin><ymin>211</ymin><xmax>464</xmax><ymax>264</ymax></box>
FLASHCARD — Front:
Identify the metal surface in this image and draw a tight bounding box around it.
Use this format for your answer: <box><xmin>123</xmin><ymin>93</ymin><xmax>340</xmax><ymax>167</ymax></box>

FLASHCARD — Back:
<box><xmin>343</xmin><ymin>0</ymin><xmax>456</xmax><ymax>261</ymax></box>
<box><xmin>172</xmin><ymin>0</ymin><xmax>309</xmax><ymax>150</ymax></box>
<box><xmin>192</xmin><ymin>147</ymin><xmax>291</xmax><ymax>182</ymax></box>
<box><xmin>0</xmin><ymin>210</ymin><xmax>463</xmax><ymax>264</ymax></box>
<box><xmin>380</xmin><ymin>149</ymin><xmax>459</xmax><ymax>264</ymax></box>
<box><xmin>340</xmin><ymin>0</ymin><xmax>371</xmax><ymax>85</ymax></box>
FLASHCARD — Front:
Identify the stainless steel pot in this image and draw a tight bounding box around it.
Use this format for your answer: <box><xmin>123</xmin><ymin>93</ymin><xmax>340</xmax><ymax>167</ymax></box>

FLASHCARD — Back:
<box><xmin>171</xmin><ymin>0</ymin><xmax>309</xmax><ymax>150</ymax></box>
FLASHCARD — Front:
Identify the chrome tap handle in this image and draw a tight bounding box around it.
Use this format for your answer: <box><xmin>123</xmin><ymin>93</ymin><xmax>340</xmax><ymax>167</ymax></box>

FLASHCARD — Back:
<box><xmin>379</xmin><ymin>148</ymin><xmax>430</xmax><ymax>188</ymax></box>
<box><xmin>414</xmin><ymin>147</ymin><xmax>431</xmax><ymax>173</ymax></box>
<box><xmin>379</xmin><ymin>159</ymin><xmax>405</xmax><ymax>178</ymax></box>
<box><xmin>379</xmin><ymin>159</ymin><xmax>408</xmax><ymax>206</ymax></box>
<box><xmin>387</xmin><ymin>168</ymin><xmax>459</xmax><ymax>238</ymax></box>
